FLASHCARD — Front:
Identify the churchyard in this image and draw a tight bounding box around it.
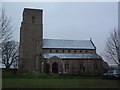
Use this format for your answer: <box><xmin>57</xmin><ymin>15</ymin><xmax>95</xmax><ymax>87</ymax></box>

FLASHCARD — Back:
<box><xmin>2</xmin><ymin>71</ymin><xmax>119</xmax><ymax>88</ymax></box>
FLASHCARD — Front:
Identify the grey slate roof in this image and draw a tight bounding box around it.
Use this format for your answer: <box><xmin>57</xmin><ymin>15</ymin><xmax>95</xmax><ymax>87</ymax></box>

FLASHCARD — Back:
<box><xmin>43</xmin><ymin>39</ymin><xmax>95</xmax><ymax>49</ymax></box>
<box><xmin>43</xmin><ymin>53</ymin><xmax>101</xmax><ymax>60</ymax></box>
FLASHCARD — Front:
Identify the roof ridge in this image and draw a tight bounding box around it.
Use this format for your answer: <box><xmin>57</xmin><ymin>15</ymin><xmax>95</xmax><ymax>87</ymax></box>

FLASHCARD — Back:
<box><xmin>43</xmin><ymin>39</ymin><xmax>95</xmax><ymax>49</ymax></box>
<box><xmin>43</xmin><ymin>38</ymin><xmax>90</xmax><ymax>41</ymax></box>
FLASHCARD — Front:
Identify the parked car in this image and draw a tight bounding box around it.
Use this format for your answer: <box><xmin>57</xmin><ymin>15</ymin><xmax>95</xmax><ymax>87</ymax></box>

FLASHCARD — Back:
<box><xmin>103</xmin><ymin>70</ymin><xmax>120</xmax><ymax>79</ymax></box>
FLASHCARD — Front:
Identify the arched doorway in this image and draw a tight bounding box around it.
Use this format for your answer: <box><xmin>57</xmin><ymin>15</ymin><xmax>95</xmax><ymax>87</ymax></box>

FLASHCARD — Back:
<box><xmin>47</xmin><ymin>56</ymin><xmax>64</xmax><ymax>74</ymax></box>
<box><xmin>52</xmin><ymin>62</ymin><xmax>58</xmax><ymax>73</ymax></box>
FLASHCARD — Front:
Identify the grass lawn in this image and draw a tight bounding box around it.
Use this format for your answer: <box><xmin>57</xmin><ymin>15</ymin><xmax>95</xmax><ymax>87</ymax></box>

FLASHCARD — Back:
<box><xmin>2</xmin><ymin>78</ymin><xmax>119</xmax><ymax>88</ymax></box>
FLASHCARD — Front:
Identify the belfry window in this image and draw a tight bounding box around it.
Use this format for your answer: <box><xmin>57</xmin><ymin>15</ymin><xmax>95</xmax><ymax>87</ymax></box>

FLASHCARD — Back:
<box><xmin>32</xmin><ymin>16</ymin><xmax>35</xmax><ymax>23</ymax></box>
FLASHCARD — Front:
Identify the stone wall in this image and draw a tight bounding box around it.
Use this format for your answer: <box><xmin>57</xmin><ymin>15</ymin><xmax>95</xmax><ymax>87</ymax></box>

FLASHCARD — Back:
<box><xmin>43</xmin><ymin>57</ymin><xmax>108</xmax><ymax>75</ymax></box>
<box><xmin>19</xmin><ymin>8</ymin><xmax>43</xmax><ymax>73</ymax></box>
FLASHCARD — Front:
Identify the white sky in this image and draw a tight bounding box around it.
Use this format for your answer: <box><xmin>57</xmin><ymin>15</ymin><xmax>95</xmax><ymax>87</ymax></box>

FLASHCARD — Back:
<box><xmin>1</xmin><ymin>2</ymin><xmax>118</xmax><ymax>65</ymax></box>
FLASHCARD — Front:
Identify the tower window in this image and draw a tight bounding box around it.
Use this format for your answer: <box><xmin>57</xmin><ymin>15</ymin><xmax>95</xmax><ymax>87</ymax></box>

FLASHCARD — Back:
<box><xmin>32</xmin><ymin>16</ymin><xmax>35</xmax><ymax>23</ymax></box>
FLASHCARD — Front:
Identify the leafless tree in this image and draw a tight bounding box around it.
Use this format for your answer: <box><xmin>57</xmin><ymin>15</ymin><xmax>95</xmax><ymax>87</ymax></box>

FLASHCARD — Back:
<box><xmin>0</xmin><ymin>8</ymin><xmax>19</xmax><ymax>69</ymax></box>
<box><xmin>105</xmin><ymin>29</ymin><xmax>120</xmax><ymax>66</ymax></box>
<box><xmin>0</xmin><ymin>8</ymin><xmax>13</xmax><ymax>43</ymax></box>
<box><xmin>2</xmin><ymin>41</ymin><xmax>19</xmax><ymax>69</ymax></box>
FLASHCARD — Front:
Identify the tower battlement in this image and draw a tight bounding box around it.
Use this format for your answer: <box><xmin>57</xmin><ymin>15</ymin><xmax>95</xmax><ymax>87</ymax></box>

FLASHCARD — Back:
<box><xmin>23</xmin><ymin>8</ymin><xmax>43</xmax><ymax>24</ymax></box>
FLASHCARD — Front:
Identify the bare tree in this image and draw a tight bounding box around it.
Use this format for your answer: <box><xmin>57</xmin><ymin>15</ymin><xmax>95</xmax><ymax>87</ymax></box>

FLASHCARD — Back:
<box><xmin>0</xmin><ymin>8</ymin><xmax>13</xmax><ymax>43</ymax></box>
<box><xmin>2</xmin><ymin>41</ymin><xmax>19</xmax><ymax>69</ymax></box>
<box><xmin>0</xmin><ymin>8</ymin><xmax>19</xmax><ymax>69</ymax></box>
<box><xmin>105</xmin><ymin>29</ymin><xmax>120</xmax><ymax>66</ymax></box>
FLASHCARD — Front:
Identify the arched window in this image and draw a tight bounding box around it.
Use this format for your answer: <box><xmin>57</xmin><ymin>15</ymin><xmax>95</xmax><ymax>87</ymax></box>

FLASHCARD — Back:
<box><xmin>65</xmin><ymin>63</ymin><xmax>69</xmax><ymax>70</ymax></box>
<box><xmin>32</xmin><ymin>16</ymin><xmax>35</xmax><ymax>23</ymax></box>
<box><xmin>80</xmin><ymin>64</ymin><xmax>85</xmax><ymax>71</ymax></box>
<box><xmin>80</xmin><ymin>64</ymin><xmax>83</xmax><ymax>70</ymax></box>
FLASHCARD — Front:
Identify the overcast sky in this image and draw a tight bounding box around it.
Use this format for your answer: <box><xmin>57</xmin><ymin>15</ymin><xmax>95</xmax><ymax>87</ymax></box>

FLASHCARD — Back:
<box><xmin>2</xmin><ymin>2</ymin><xmax>118</xmax><ymax>64</ymax></box>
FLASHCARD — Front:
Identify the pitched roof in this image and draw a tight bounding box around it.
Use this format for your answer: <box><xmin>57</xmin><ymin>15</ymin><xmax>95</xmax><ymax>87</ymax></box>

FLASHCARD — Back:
<box><xmin>43</xmin><ymin>53</ymin><xmax>101</xmax><ymax>60</ymax></box>
<box><xmin>43</xmin><ymin>39</ymin><xmax>95</xmax><ymax>49</ymax></box>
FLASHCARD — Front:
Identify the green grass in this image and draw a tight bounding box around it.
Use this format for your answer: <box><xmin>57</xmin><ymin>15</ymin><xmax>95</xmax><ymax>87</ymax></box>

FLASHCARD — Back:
<box><xmin>2</xmin><ymin>78</ymin><xmax>119</xmax><ymax>88</ymax></box>
<box><xmin>2</xmin><ymin>71</ymin><xmax>119</xmax><ymax>88</ymax></box>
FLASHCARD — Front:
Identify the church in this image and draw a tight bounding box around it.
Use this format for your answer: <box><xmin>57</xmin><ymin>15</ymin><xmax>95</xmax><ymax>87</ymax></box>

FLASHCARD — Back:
<box><xmin>18</xmin><ymin>8</ymin><xmax>108</xmax><ymax>75</ymax></box>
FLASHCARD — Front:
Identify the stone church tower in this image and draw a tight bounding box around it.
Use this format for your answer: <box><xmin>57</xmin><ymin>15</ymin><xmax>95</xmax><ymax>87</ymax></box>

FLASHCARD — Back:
<box><xmin>19</xmin><ymin>8</ymin><xmax>43</xmax><ymax>73</ymax></box>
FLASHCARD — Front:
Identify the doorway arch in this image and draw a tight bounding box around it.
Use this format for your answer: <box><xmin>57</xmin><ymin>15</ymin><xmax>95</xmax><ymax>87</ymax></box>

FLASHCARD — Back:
<box><xmin>52</xmin><ymin>62</ymin><xmax>58</xmax><ymax>73</ymax></box>
<box><xmin>47</xmin><ymin>56</ymin><xmax>65</xmax><ymax>74</ymax></box>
